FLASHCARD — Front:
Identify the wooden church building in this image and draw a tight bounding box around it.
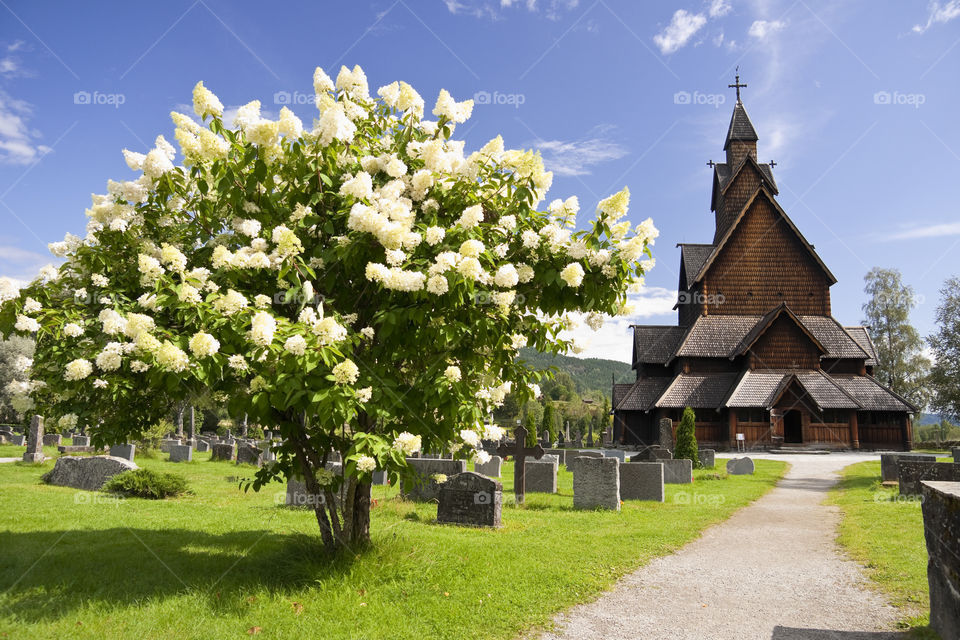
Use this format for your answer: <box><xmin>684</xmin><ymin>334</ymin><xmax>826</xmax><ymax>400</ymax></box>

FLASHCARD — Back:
<box><xmin>612</xmin><ymin>79</ymin><xmax>916</xmax><ymax>451</ymax></box>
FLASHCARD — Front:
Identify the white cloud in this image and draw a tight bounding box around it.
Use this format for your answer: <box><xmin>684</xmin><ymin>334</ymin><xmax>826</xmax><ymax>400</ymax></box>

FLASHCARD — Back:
<box><xmin>886</xmin><ymin>221</ymin><xmax>960</xmax><ymax>240</ymax></box>
<box><xmin>708</xmin><ymin>0</ymin><xmax>732</xmax><ymax>18</ymax></box>
<box><xmin>748</xmin><ymin>19</ymin><xmax>786</xmax><ymax>39</ymax></box>
<box><xmin>562</xmin><ymin>287</ymin><xmax>678</xmax><ymax>363</ymax></box>
<box><xmin>445</xmin><ymin>0</ymin><xmax>578</xmax><ymax>19</ymax></box>
<box><xmin>7</xmin><ymin>41</ymin><xmax>25</xmax><ymax>52</ymax></box>
<box><xmin>0</xmin><ymin>57</ymin><xmax>20</xmax><ymax>76</ymax></box>
<box><xmin>532</xmin><ymin>133</ymin><xmax>628</xmax><ymax>176</ymax></box>
<box><xmin>0</xmin><ymin>244</ymin><xmax>55</xmax><ymax>286</ymax></box>
<box><xmin>654</xmin><ymin>9</ymin><xmax>708</xmax><ymax>54</ymax></box>
<box><xmin>912</xmin><ymin>0</ymin><xmax>960</xmax><ymax>33</ymax></box>
<box><xmin>0</xmin><ymin>90</ymin><xmax>52</xmax><ymax>165</ymax></box>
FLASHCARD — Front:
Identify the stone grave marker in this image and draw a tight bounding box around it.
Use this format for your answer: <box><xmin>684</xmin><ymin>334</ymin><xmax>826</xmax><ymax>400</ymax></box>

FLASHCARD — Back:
<box><xmin>565</xmin><ymin>449</ymin><xmax>602</xmax><ymax>474</ymax></box>
<box><xmin>159</xmin><ymin>438</ymin><xmax>182</xmax><ymax>453</ymax></box>
<box><xmin>109</xmin><ymin>443</ymin><xmax>136</xmax><ymax>461</ymax></box>
<box><xmin>42</xmin><ymin>433</ymin><xmax>62</xmax><ymax>447</ymax></box>
<box><xmin>698</xmin><ymin>449</ymin><xmax>716</xmax><ymax>469</ymax></box>
<box><xmin>524</xmin><ymin>455</ymin><xmax>558</xmax><ymax>493</ymax></box>
<box><xmin>726</xmin><ymin>457</ymin><xmax>755</xmax><ymax>475</ymax></box>
<box><xmin>602</xmin><ymin>450</ymin><xmax>626</xmax><ymax>462</ymax></box>
<box><xmin>898</xmin><ymin>460</ymin><xmax>960</xmax><ymax>496</ymax></box>
<box><xmin>43</xmin><ymin>455</ymin><xmax>137</xmax><ymax>491</ymax></box>
<box><xmin>72</xmin><ymin>435</ymin><xmax>90</xmax><ymax>447</ymax></box>
<box><xmin>953</xmin><ymin>447</ymin><xmax>960</xmax><ymax>462</ymax></box>
<box><xmin>880</xmin><ymin>452</ymin><xmax>936</xmax><ymax>482</ymax></box>
<box><xmin>10</xmin><ymin>434</ymin><xmax>25</xmax><ymax>446</ymax></box>
<box><xmin>437</xmin><ymin>472</ymin><xmax>502</xmax><ymax>528</ymax></box>
<box><xmin>402</xmin><ymin>458</ymin><xmax>467</xmax><ymax>502</ymax></box>
<box><xmin>545</xmin><ymin>448</ymin><xmax>566</xmax><ymax>465</ymax></box>
<box><xmin>661</xmin><ymin>459</ymin><xmax>693</xmax><ymax>484</ymax></box>
<box><xmin>196</xmin><ymin>439</ymin><xmax>210</xmax><ymax>452</ymax></box>
<box><xmin>372</xmin><ymin>470</ymin><xmax>388</xmax><ymax>485</ymax></box>
<box><xmin>210</xmin><ymin>442</ymin><xmax>235</xmax><ymax>462</ymax></box>
<box><xmin>236</xmin><ymin>443</ymin><xmax>263</xmax><ymax>466</ymax></box>
<box><xmin>573</xmin><ymin>456</ymin><xmax>620</xmax><ymax>510</ymax></box>
<box><xmin>474</xmin><ymin>455</ymin><xmax>502</xmax><ymax>478</ymax></box>
<box><xmin>23</xmin><ymin>415</ymin><xmax>44</xmax><ymax>463</ymax></box>
<box><xmin>169</xmin><ymin>444</ymin><xmax>192</xmax><ymax>462</ymax></box>
<box><xmin>496</xmin><ymin>426</ymin><xmax>544</xmax><ymax>504</ymax></box>
<box><xmin>920</xmin><ymin>481</ymin><xmax>960</xmax><ymax>639</ymax></box>
<box><xmin>619</xmin><ymin>462</ymin><xmax>665</xmax><ymax>502</ymax></box>
<box><xmin>658</xmin><ymin>417</ymin><xmax>674</xmax><ymax>449</ymax></box>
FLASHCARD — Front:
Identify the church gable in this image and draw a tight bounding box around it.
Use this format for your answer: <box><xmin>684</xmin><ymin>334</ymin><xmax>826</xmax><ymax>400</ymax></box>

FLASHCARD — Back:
<box><xmin>701</xmin><ymin>189</ymin><xmax>833</xmax><ymax>316</ymax></box>
<box><xmin>747</xmin><ymin>312</ymin><xmax>824</xmax><ymax>370</ymax></box>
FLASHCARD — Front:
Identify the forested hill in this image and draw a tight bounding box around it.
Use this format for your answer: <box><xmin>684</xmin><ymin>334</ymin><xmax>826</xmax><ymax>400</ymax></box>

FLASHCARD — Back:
<box><xmin>517</xmin><ymin>348</ymin><xmax>634</xmax><ymax>394</ymax></box>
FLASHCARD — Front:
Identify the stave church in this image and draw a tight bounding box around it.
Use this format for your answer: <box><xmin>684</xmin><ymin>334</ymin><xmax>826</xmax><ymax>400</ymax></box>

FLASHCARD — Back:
<box><xmin>612</xmin><ymin>77</ymin><xmax>916</xmax><ymax>451</ymax></box>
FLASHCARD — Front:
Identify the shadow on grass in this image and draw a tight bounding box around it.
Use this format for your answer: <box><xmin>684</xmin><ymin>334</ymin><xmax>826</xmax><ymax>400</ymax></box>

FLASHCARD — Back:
<box><xmin>0</xmin><ymin>528</ymin><xmax>368</xmax><ymax>623</ymax></box>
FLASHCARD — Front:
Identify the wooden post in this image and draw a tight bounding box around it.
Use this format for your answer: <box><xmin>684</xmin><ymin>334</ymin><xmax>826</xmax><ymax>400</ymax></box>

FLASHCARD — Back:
<box><xmin>903</xmin><ymin>414</ymin><xmax>913</xmax><ymax>451</ymax></box>
<box><xmin>728</xmin><ymin>410</ymin><xmax>737</xmax><ymax>450</ymax></box>
<box><xmin>849</xmin><ymin>410</ymin><xmax>859</xmax><ymax>450</ymax></box>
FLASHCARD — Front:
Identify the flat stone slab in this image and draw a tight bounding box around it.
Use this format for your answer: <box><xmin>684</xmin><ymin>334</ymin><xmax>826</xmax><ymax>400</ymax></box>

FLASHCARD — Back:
<box><xmin>898</xmin><ymin>460</ymin><xmax>960</xmax><ymax>496</ymax></box>
<box><xmin>525</xmin><ymin>457</ymin><xmax>558</xmax><ymax>493</ymax></box>
<box><xmin>661</xmin><ymin>458</ymin><xmax>693</xmax><ymax>484</ymax></box>
<box><xmin>109</xmin><ymin>444</ymin><xmax>135</xmax><ymax>461</ymax></box>
<box><xmin>42</xmin><ymin>434</ymin><xmax>62</xmax><ymax>446</ymax></box>
<box><xmin>57</xmin><ymin>445</ymin><xmax>99</xmax><ymax>454</ymax></box>
<box><xmin>619</xmin><ymin>462</ymin><xmax>664</xmax><ymax>502</ymax></box>
<box><xmin>952</xmin><ymin>447</ymin><xmax>960</xmax><ymax>462</ymax></box>
<box><xmin>169</xmin><ymin>444</ymin><xmax>192</xmax><ymax>462</ymax></box>
<box><xmin>43</xmin><ymin>455</ymin><xmax>137</xmax><ymax>491</ymax></box>
<box><xmin>474</xmin><ymin>455</ymin><xmax>502</xmax><ymax>478</ymax></box>
<box><xmin>602</xmin><ymin>450</ymin><xmax>626</xmax><ymax>462</ymax></box>
<box><xmin>573</xmin><ymin>456</ymin><xmax>620</xmax><ymax>511</ymax></box>
<box><xmin>880</xmin><ymin>452</ymin><xmax>935</xmax><ymax>482</ymax></box>
<box><xmin>402</xmin><ymin>458</ymin><xmax>467</xmax><ymax>502</ymax></box>
<box><xmin>726</xmin><ymin>457</ymin><xmax>755</xmax><ymax>475</ymax></box>
<box><xmin>921</xmin><ymin>481</ymin><xmax>960</xmax><ymax>640</ymax></box>
<box><xmin>210</xmin><ymin>443</ymin><xmax>235</xmax><ymax>462</ymax></box>
<box><xmin>565</xmin><ymin>450</ymin><xmax>603</xmax><ymax>473</ymax></box>
<box><xmin>698</xmin><ymin>449</ymin><xmax>716</xmax><ymax>469</ymax></box>
<box><xmin>72</xmin><ymin>436</ymin><xmax>90</xmax><ymax>447</ymax></box>
<box><xmin>437</xmin><ymin>472</ymin><xmax>502</xmax><ymax>527</ymax></box>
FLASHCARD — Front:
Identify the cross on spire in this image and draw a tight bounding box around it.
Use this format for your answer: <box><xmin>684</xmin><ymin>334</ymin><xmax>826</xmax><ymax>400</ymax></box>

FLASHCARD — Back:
<box><xmin>728</xmin><ymin>67</ymin><xmax>747</xmax><ymax>103</ymax></box>
<box><xmin>707</xmin><ymin>160</ymin><xmax>716</xmax><ymax>168</ymax></box>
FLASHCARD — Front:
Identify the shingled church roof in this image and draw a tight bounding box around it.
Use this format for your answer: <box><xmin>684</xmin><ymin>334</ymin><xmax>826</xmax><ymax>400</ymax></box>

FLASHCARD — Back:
<box><xmin>723</xmin><ymin>101</ymin><xmax>759</xmax><ymax>150</ymax></box>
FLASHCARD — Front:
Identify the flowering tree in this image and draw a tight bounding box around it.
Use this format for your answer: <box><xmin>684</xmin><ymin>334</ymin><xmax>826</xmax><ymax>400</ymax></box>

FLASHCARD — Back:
<box><xmin>0</xmin><ymin>65</ymin><xmax>656</xmax><ymax>550</ymax></box>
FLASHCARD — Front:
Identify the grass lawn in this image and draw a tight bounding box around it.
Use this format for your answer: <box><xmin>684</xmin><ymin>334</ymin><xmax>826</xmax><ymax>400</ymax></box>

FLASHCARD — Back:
<box><xmin>0</xmin><ymin>452</ymin><xmax>785</xmax><ymax>640</ymax></box>
<box><xmin>826</xmin><ymin>458</ymin><xmax>952</xmax><ymax>637</ymax></box>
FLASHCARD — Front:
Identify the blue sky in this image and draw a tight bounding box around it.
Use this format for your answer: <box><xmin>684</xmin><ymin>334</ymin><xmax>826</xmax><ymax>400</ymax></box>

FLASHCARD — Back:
<box><xmin>0</xmin><ymin>0</ymin><xmax>958</xmax><ymax>362</ymax></box>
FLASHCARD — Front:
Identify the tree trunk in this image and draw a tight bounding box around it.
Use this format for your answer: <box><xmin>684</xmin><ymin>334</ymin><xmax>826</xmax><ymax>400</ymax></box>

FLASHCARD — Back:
<box><xmin>188</xmin><ymin>406</ymin><xmax>195</xmax><ymax>440</ymax></box>
<box><xmin>345</xmin><ymin>478</ymin><xmax>372</xmax><ymax>545</ymax></box>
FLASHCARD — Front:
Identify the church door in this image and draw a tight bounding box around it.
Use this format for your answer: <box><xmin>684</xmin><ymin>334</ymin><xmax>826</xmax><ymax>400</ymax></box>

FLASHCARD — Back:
<box><xmin>784</xmin><ymin>410</ymin><xmax>803</xmax><ymax>444</ymax></box>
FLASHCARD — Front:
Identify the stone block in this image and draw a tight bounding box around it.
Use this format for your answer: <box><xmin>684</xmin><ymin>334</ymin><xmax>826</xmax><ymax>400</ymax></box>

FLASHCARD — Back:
<box><xmin>573</xmin><ymin>456</ymin><xmax>620</xmax><ymax>511</ymax></box>
<box><xmin>619</xmin><ymin>462</ymin><xmax>665</xmax><ymax>502</ymax></box>
<box><xmin>195</xmin><ymin>439</ymin><xmax>210</xmax><ymax>452</ymax></box>
<box><xmin>920</xmin><ymin>481</ymin><xmax>960</xmax><ymax>640</ymax></box>
<box><xmin>210</xmin><ymin>443</ymin><xmax>235</xmax><ymax>462</ymax></box>
<box><xmin>58</xmin><ymin>445</ymin><xmax>97</xmax><ymax>454</ymax></box>
<box><xmin>952</xmin><ymin>447</ymin><xmax>960</xmax><ymax>462</ymax></box>
<box><xmin>42</xmin><ymin>434</ymin><xmax>61</xmax><ymax>447</ymax></box>
<box><xmin>881</xmin><ymin>452</ymin><xmax>936</xmax><ymax>482</ymax></box>
<box><xmin>474</xmin><ymin>455</ymin><xmax>502</xmax><ymax>478</ymax></box>
<box><xmin>169</xmin><ymin>444</ymin><xmax>192</xmax><ymax>462</ymax></box>
<box><xmin>544</xmin><ymin>448</ymin><xmax>566</xmax><ymax>465</ymax></box>
<box><xmin>524</xmin><ymin>457</ymin><xmax>558</xmax><ymax>493</ymax></box>
<box><xmin>10</xmin><ymin>434</ymin><xmax>25</xmax><ymax>446</ymax></box>
<box><xmin>726</xmin><ymin>457</ymin><xmax>755</xmax><ymax>475</ymax></box>
<box><xmin>236</xmin><ymin>444</ymin><xmax>263</xmax><ymax>466</ymax></box>
<box><xmin>661</xmin><ymin>458</ymin><xmax>694</xmax><ymax>484</ymax></box>
<box><xmin>437</xmin><ymin>472</ymin><xmax>502</xmax><ymax>527</ymax></box>
<box><xmin>43</xmin><ymin>455</ymin><xmax>137</xmax><ymax>491</ymax></box>
<box><xmin>898</xmin><ymin>460</ymin><xmax>960</xmax><ymax>496</ymax></box>
<box><xmin>402</xmin><ymin>458</ymin><xmax>466</xmax><ymax>502</ymax></box>
<box><xmin>23</xmin><ymin>415</ymin><xmax>45</xmax><ymax>463</ymax></box>
<box><xmin>698</xmin><ymin>449</ymin><xmax>716</xmax><ymax>469</ymax></box>
<box><xmin>72</xmin><ymin>435</ymin><xmax>90</xmax><ymax>447</ymax></box>
<box><xmin>109</xmin><ymin>444</ymin><xmax>136</xmax><ymax>461</ymax></box>
<box><xmin>372</xmin><ymin>470</ymin><xmax>388</xmax><ymax>485</ymax></box>
<box><xmin>602</xmin><ymin>450</ymin><xmax>626</xmax><ymax>462</ymax></box>
<box><xmin>159</xmin><ymin>438</ymin><xmax>182</xmax><ymax>453</ymax></box>
<box><xmin>565</xmin><ymin>450</ymin><xmax>603</xmax><ymax>473</ymax></box>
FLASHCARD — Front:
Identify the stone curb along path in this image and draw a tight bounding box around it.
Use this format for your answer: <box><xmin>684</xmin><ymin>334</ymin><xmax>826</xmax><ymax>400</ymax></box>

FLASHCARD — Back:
<box><xmin>540</xmin><ymin>453</ymin><xmax>906</xmax><ymax>640</ymax></box>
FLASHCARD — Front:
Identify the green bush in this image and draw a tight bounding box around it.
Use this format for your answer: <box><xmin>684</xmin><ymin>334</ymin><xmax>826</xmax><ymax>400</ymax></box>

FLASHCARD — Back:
<box><xmin>674</xmin><ymin>407</ymin><xmax>700</xmax><ymax>468</ymax></box>
<box><xmin>134</xmin><ymin>419</ymin><xmax>174</xmax><ymax>453</ymax></box>
<box><xmin>103</xmin><ymin>468</ymin><xmax>190</xmax><ymax>499</ymax></box>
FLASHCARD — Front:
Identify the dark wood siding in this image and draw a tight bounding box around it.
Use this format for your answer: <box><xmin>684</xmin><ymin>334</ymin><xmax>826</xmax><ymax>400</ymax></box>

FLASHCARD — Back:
<box><xmin>749</xmin><ymin>315</ymin><xmax>822</xmax><ymax>370</ymax></box>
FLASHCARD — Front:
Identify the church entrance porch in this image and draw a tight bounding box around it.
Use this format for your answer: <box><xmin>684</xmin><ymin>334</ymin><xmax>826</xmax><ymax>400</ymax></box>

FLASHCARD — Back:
<box><xmin>783</xmin><ymin>410</ymin><xmax>803</xmax><ymax>444</ymax></box>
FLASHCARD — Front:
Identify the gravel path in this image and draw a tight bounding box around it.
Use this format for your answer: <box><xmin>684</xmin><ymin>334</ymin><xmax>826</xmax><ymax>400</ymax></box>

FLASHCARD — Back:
<box><xmin>540</xmin><ymin>453</ymin><xmax>907</xmax><ymax>640</ymax></box>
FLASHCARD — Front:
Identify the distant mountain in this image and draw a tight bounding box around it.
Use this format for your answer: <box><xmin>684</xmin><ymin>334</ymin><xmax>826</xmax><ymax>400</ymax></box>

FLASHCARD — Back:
<box><xmin>517</xmin><ymin>348</ymin><xmax>634</xmax><ymax>394</ymax></box>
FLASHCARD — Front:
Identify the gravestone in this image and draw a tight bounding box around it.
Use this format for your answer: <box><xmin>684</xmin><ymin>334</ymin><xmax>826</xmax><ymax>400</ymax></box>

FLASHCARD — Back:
<box><xmin>109</xmin><ymin>443</ymin><xmax>135</xmax><ymax>461</ymax></box>
<box><xmin>726</xmin><ymin>457</ymin><xmax>755</xmax><ymax>475</ymax></box>
<box><xmin>195</xmin><ymin>439</ymin><xmax>210</xmax><ymax>452</ymax></box>
<box><xmin>698</xmin><ymin>449</ymin><xmax>716</xmax><ymax>469</ymax></box>
<box><xmin>437</xmin><ymin>472</ymin><xmax>502</xmax><ymax>528</ymax></box>
<box><xmin>953</xmin><ymin>447</ymin><xmax>960</xmax><ymax>462</ymax></box>
<box><xmin>661</xmin><ymin>458</ymin><xmax>694</xmax><ymax>484</ymax></box>
<box><xmin>565</xmin><ymin>450</ymin><xmax>602</xmax><ymax>474</ymax></box>
<box><xmin>72</xmin><ymin>435</ymin><xmax>90</xmax><ymax>447</ymax></box>
<box><xmin>474</xmin><ymin>455</ymin><xmax>502</xmax><ymax>478</ymax></box>
<box><xmin>236</xmin><ymin>443</ymin><xmax>263</xmax><ymax>466</ymax></box>
<box><xmin>898</xmin><ymin>461</ymin><xmax>960</xmax><ymax>496</ymax></box>
<box><xmin>210</xmin><ymin>442</ymin><xmax>235</xmax><ymax>462</ymax></box>
<box><xmin>43</xmin><ymin>455</ymin><xmax>137</xmax><ymax>491</ymax></box>
<box><xmin>630</xmin><ymin>447</ymin><xmax>673</xmax><ymax>463</ymax></box>
<box><xmin>263</xmin><ymin>430</ymin><xmax>273</xmax><ymax>440</ymax></box>
<box><xmin>602</xmin><ymin>449</ymin><xmax>626</xmax><ymax>462</ymax></box>
<box><xmin>573</xmin><ymin>456</ymin><xmax>620</xmax><ymax>510</ymax></box>
<box><xmin>920</xmin><ymin>481</ymin><xmax>960</xmax><ymax>639</ymax></box>
<box><xmin>402</xmin><ymin>458</ymin><xmax>467</xmax><ymax>502</ymax></box>
<box><xmin>496</xmin><ymin>426</ymin><xmax>544</xmax><ymax>504</ymax></box>
<box><xmin>372</xmin><ymin>470</ymin><xmax>388</xmax><ymax>485</ymax></box>
<box><xmin>42</xmin><ymin>433</ymin><xmax>62</xmax><ymax>447</ymax></box>
<box><xmin>169</xmin><ymin>444</ymin><xmax>192</xmax><ymax>462</ymax></box>
<box><xmin>880</xmin><ymin>452</ymin><xmax>936</xmax><ymax>483</ymax></box>
<box><xmin>658</xmin><ymin>417</ymin><xmax>674</xmax><ymax>449</ymax></box>
<box><xmin>10</xmin><ymin>434</ymin><xmax>25</xmax><ymax>446</ymax></box>
<box><xmin>524</xmin><ymin>456</ymin><xmax>558</xmax><ymax>493</ymax></box>
<box><xmin>58</xmin><ymin>445</ymin><xmax>97</xmax><ymax>454</ymax></box>
<box><xmin>23</xmin><ymin>415</ymin><xmax>44</xmax><ymax>463</ymax></box>
<box><xmin>286</xmin><ymin>463</ymin><xmax>345</xmax><ymax>508</ymax></box>
<box><xmin>545</xmin><ymin>448</ymin><xmax>566</xmax><ymax>465</ymax></box>
<box><xmin>160</xmin><ymin>438</ymin><xmax>181</xmax><ymax>453</ymax></box>
<box><xmin>619</xmin><ymin>462</ymin><xmax>665</xmax><ymax>502</ymax></box>
<box><xmin>540</xmin><ymin>430</ymin><xmax>551</xmax><ymax>447</ymax></box>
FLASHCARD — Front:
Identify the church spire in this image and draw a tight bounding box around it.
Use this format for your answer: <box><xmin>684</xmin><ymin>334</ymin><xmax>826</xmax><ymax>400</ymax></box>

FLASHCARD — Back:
<box><xmin>723</xmin><ymin>69</ymin><xmax>758</xmax><ymax>166</ymax></box>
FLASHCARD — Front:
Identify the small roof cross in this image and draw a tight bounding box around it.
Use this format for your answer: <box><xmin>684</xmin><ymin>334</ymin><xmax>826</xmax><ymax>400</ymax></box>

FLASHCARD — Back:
<box><xmin>728</xmin><ymin>67</ymin><xmax>747</xmax><ymax>103</ymax></box>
